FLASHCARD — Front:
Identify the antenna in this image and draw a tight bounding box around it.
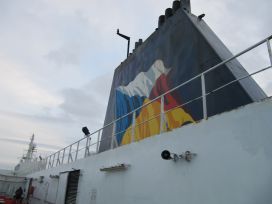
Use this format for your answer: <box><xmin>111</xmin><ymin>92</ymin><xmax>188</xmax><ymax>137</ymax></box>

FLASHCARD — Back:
<box><xmin>25</xmin><ymin>134</ymin><xmax>36</xmax><ymax>161</ymax></box>
<box><xmin>117</xmin><ymin>29</ymin><xmax>130</xmax><ymax>58</ymax></box>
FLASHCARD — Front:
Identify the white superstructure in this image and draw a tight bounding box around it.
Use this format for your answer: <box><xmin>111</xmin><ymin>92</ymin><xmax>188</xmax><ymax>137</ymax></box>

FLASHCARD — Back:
<box><xmin>27</xmin><ymin>98</ymin><xmax>272</xmax><ymax>204</ymax></box>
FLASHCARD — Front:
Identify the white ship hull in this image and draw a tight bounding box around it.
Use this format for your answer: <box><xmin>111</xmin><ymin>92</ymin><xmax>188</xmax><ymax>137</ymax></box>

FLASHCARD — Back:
<box><xmin>27</xmin><ymin>99</ymin><xmax>272</xmax><ymax>204</ymax></box>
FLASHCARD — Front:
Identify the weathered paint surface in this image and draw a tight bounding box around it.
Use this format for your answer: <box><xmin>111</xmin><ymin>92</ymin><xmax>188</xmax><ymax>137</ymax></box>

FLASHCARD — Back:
<box><xmin>29</xmin><ymin>99</ymin><xmax>272</xmax><ymax>204</ymax></box>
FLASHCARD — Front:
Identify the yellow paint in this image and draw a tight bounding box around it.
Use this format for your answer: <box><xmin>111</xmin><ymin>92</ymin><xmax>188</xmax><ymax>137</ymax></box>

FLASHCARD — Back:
<box><xmin>121</xmin><ymin>98</ymin><xmax>194</xmax><ymax>145</ymax></box>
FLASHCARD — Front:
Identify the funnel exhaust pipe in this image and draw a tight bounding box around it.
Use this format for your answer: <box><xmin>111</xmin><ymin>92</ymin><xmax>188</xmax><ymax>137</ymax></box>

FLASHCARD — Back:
<box><xmin>158</xmin><ymin>15</ymin><xmax>165</xmax><ymax>28</ymax></box>
<box><xmin>165</xmin><ymin>8</ymin><xmax>173</xmax><ymax>19</ymax></box>
<box><xmin>172</xmin><ymin>1</ymin><xmax>181</xmax><ymax>13</ymax></box>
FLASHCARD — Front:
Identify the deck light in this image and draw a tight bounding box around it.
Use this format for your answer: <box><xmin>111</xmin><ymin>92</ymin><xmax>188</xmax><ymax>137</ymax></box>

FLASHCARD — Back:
<box><xmin>82</xmin><ymin>126</ymin><xmax>90</xmax><ymax>136</ymax></box>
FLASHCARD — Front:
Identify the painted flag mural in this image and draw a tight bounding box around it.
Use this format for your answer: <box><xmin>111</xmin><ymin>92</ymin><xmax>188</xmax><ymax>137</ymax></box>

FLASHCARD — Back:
<box><xmin>115</xmin><ymin>60</ymin><xmax>194</xmax><ymax>145</ymax></box>
<box><xmin>99</xmin><ymin>8</ymin><xmax>265</xmax><ymax>152</ymax></box>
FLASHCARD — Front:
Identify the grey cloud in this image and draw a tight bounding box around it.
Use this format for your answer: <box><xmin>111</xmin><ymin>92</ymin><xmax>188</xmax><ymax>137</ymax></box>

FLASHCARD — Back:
<box><xmin>83</xmin><ymin>73</ymin><xmax>113</xmax><ymax>100</ymax></box>
<box><xmin>0</xmin><ymin>138</ymin><xmax>28</xmax><ymax>146</ymax></box>
<box><xmin>59</xmin><ymin>73</ymin><xmax>113</xmax><ymax>126</ymax></box>
<box><xmin>0</xmin><ymin>109</ymin><xmax>73</xmax><ymax>124</ymax></box>
<box><xmin>191</xmin><ymin>0</ymin><xmax>271</xmax><ymax>57</ymax></box>
<box><xmin>0</xmin><ymin>109</ymin><xmax>80</xmax><ymax>145</ymax></box>
<box><xmin>60</xmin><ymin>88</ymin><xmax>102</xmax><ymax>117</ymax></box>
<box><xmin>45</xmin><ymin>43</ymin><xmax>81</xmax><ymax>67</ymax></box>
<box><xmin>44</xmin><ymin>9</ymin><xmax>95</xmax><ymax>67</ymax></box>
<box><xmin>0</xmin><ymin>137</ymin><xmax>62</xmax><ymax>151</ymax></box>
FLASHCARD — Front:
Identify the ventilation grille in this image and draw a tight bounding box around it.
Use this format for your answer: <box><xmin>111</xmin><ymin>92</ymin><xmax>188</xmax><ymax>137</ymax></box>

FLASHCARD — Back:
<box><xmin>65</xmin><ymin>170</ymin><xmax>80</xmax><ymax>204</ymax></box>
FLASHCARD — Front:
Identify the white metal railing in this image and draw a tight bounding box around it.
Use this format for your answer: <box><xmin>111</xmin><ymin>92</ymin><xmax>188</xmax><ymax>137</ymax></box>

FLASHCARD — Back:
<box><xmin>33</xmin><ymin>35</ymin><xmax>272</xmax><ymax>172</ymax></box>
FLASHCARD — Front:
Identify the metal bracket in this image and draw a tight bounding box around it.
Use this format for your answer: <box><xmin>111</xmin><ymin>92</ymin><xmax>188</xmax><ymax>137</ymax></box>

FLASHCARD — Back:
<box><xmin>172</xmin><ymin>151</ymin><xmax>197</xmax><ymax>162</ymax></box>
<box><xmin>100</xmin><ymin>163</ymin><xmax>130</xmax><ymax>172</ymax></box>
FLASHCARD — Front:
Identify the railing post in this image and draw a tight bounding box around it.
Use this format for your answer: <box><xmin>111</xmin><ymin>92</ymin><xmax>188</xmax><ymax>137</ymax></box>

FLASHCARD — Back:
<box><xmin>56</xmin><ymin>151</ymin><xmax>60</xmax><ymax>166</ymax></box>
<box><xmin>44</xmin><ymin>157</ymin><xmax>48</xmax><ymax>169</ymax></box>
<box><xmin>75</xmin><ymin>141</ymin><xmax>80</xmax><ymax>160</ymax></box>
<box><xmin>48</xmin><ymin>156</ymin><xmax>52</xmax><ymax>168</ymax></box>
<box><xmin>96</xmin><ymin>130</ymin><xmax>101</xmax><ymax>153</ymax></box>
<box><xmin>41</xmin><ymin>159</ymin><xmax>46</xmax><ymax>170</ymax></box>
<box><xmin>61</xmin><ymin>148</ymin><xmax>66</xmax><ymax>164</ymax></box>
<box><xmin>52</xmin><ymin>153</ymin><xmax>56</xmax><ymax>167</ymax></box>
<box><xmin>160</xmin><ymin>95</ymin><xmax>165</xmax><ymax>133</ymax></box>
<box><xmin>111</xmin><ymin>122</ymin><xmax>116</xmax><ymax>149</ymax></box>
<box><xmin>267</xmin><ymin>39</ymin><xmax>272</xmax><ymax>66</ymax></box>
<box><xmin>131</xmin><ymin>111</ymin><xmax>136</xmax><ymax>142</ymax></box>
<box><xmin>201</xmin><ymin>74</ymin><xmax>208</xmax><ymax>120</ymax></box>
<box><xmin>68</xmin><ymin>145</ymin><xmax>73</xmax><ymax>163</ymax></box>
<box><xmin>85</xmin><ymin>137</ymin><xmax>90</xmax><ymax>158</ymax></box>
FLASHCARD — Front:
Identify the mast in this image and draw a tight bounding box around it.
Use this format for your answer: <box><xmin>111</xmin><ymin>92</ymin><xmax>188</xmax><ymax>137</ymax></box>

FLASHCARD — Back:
<box><xmin>25</xmin><ymin>134</ymin><xmax>36</xmax><ymax>161</ymax></box>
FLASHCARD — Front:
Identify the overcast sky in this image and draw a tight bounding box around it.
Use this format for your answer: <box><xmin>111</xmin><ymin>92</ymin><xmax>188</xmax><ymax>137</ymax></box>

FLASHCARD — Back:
<box><xmin>0</xmin><ymin>0</ymin><xmax>271</xmax><ymax>170</ymax></box>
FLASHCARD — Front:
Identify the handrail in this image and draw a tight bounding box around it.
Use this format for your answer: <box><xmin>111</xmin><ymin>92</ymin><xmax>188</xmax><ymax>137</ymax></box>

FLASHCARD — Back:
<box><xmin>29</xmin><ymin>34</ymin><xmax>272</xmax><ymax>172</ymax></box>
<box><xmin>97</xmin><ymin>34</ymin><xmax>272</xmax><ymax>128</ymax></box>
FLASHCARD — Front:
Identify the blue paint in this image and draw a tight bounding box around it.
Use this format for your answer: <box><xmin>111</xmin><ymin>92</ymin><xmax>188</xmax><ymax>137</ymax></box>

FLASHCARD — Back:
<box><xmin>115</xmin><ymin>90</ymin><xmax>146</xmax><ymax>144</ymax></box>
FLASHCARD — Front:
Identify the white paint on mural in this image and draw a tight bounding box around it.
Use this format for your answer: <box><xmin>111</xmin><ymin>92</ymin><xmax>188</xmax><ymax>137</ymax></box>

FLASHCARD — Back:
<box><xmin>117</xmin><ymin>60</ymin><xmax>170</xmax><ymax>97</ymax></box>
